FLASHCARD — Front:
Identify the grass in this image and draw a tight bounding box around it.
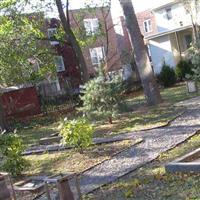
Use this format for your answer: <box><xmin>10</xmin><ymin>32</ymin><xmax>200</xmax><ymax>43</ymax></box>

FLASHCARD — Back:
<box><xmin>86</xmin><ymin>132</ymin><xmax>200</xmax><ymax>200</ymax></box>
<box><xmin>17</xmin><ymin>118</ymin><xmax>60</xmax><ymax>147</ymax></box>
<box><xmin>24</xmin><ymin>139</ymin><xmax>142</xmax><ymax>177</ymax></box>
<box><xmin>10</xmin><ymin>83</ymin><xmax>200</xmax><ymax>199</ymax></box>
<box><xmin>18</xmin><ymin>105</ymin><xmax>180</xmax><ymax>146</ymax></box>
<box><xmin>126</xmin><ymin>83</ymin><xmax>200</xmax><ymax>107</ymax></box>
<box><xmin>161</xmin><ymin>83</ymin><xmax>200</xmax><ymax>103</ymax></box>
<box><xmin>93</xmin><ymin>106</ymin><xmax>182</xmax><ymax>137</ymax></box>
<box><xmin>15</xmin><ymin>83</ymin><xmax>200</xmax><ymax>146</ymax></box>
<box><xmin>15</xmin><ymin>111</ymin><xmax>80</xmax><ymax>147</ymax></box>
<box><xmin>93</xmin><ymin>83</ymin><xmax>199</xmax><ymax>137</ymax></box>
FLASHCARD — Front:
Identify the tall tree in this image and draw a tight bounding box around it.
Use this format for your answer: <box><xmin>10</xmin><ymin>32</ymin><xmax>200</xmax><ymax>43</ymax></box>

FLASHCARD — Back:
<box><xmin>1</xmin><ymin>0</ymin><xmax>90</xmax><ymax>83</ymax></box>
<box><xmin>182</xmin><ymin>0</ymin><xmax>200</xmax><ymax>42</ymax></box>
<box><xmin>0</xmin><ymin>15</ymin><xmax>56</xmax><ymax>87</ymax></box>
<box><xmin>0</xmin><ymin>1</ymin><xmax>56</xmax><ymax>131</ymax></box>
<box><xmin>55</xmin><ymin>0</ymin><xmax>89</xmax><ymax>83</ymax></box>
<box><xmin>119</xmin><ymin>0</ymin><xmax>162</xmax><ymax>105</ymax></box>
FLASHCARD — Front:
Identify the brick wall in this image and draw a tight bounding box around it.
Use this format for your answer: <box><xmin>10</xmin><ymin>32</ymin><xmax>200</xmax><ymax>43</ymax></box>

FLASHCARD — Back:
<box><xmin>69</xmin><ymin>7</ymin><xmax>122</xmax><ymax>76</ymax></box>
<box><xmin>1</xmin><ymin>86</ymin><xmax>41</xmax><ymax>119</ymax></box>
<box><xmin>48</xmin><ymin>18</ymin><xmax>81</xmax><ymax>89</ymax></box>
<box><xmin>136</xmin><ymin>9</ymin><xmax>158</xmax><ymax>37</ymax></box>
<box><xmin>116</xmin><ymin>16</ymin><xmax>133</xmax><ymax>64</ymax></box>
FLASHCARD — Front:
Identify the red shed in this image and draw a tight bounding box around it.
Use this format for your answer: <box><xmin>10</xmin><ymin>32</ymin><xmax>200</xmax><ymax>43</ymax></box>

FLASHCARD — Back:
<box><xmin>0</xmin><ymin>86</ymin><xmax>41</xmax><ymax>119</ymax></box>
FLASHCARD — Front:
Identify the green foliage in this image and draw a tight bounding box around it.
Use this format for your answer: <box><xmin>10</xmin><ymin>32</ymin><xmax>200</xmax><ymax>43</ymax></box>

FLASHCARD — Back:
<box><xmin>0</xmin><ymin>14</ymin><xmax>56</xmax><ymax>86</ymax></box>
<box><xmin>175</xmin><ymin>60</ymin><xmax>193</xmax><ymax>81</ymax></box>
<box><xmin>59</xmin><ymin>117</ymin><xmax>93</xmax><ymax>153</ymax></box>
<box><xmin>80</xmin><ymin>76</ymin><xmax>125</xmax><ymax>123</ymax></box>
<box><xmin>158</xmin><ymin>63</ymin><xmax>176</xmax><ymax>87</ymax></box>
<box><xmin>0</xmin><ymin>0</ymin><xmax>17</xmax><ymax>9</ymax></box>
<box><xmin>0</xmin><ymin>134</ymin><xmax>29</xmax><ymax>176</ymax></box>
<box><xmin>71</xmin><ymin>7</ymin><xmax>105</xmax><ymax>49</ymax></box>
<box><xmin>188</xmin><ymin>36</ymin><xmax>200</xmax><ymax>81</ymax></box>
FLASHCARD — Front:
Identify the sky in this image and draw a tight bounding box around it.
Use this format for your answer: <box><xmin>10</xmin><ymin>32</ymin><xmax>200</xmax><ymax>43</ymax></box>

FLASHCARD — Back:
<box><xmin>68</xmin><ymin>0</ymin><xmax>172</xmax><ymax>16</ymax></box>
<box><xmin>25</xmin><ymin>0</ymin><xmax>173</xmax><ymax>18</ymax></box>
<box><xmin>25</xmin><ymin>0</ymin><xmax>172</xmax><ymax>33</ymax></box>
<box><xmin>28</xmin><ymin>0</ymin><xmax>172</xmax><ymax>21</ymax></box>
<box><xmin>67</xmin><ymin>0</ymin><xmax>172</xmax><ymax>33</ymax></box>
<box><xmin>69</xmin><ymin>0</ymin><xmax>157</xmax><ymax>13</ymax></box>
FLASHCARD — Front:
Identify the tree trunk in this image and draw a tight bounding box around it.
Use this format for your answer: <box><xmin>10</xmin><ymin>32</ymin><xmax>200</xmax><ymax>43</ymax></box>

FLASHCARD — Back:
<box><xmin>190</xmin><ymin>13</ymin><xmax>198</xmax><ymax>43</ymax></box>
<box><xmin>119</xmin><ymin>0</ymin><xmax>162</xmax><ymax>105</ymax></box>
<box><xmin>55</xmin><ymin>0</ymin><xmax>89</xmax><ymax>83</ymax></box>
<box><xmin>108</xmin><ymin>116</ymin><xmax>113</xmax><ymax>124</ymax></box>
<box><xmin>0</xmin><ymin>102</ymin><xmax>8</xmax><ymax>133</ymax></box>
<box><xmin>193</xmin><ymin>0</ymin><xmax>199</xmax><ymax>41</ymax></box>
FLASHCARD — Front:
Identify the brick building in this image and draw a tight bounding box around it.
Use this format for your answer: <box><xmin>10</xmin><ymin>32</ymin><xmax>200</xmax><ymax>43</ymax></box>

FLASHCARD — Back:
<box><xmin>116</xmin><ymin>16</ymin><xmax>132</xmax><ymax>65</ymax></box>
<box><xmin>44</xmin><ymin>7</ymin><xmax>122</xmax><ymax>94</ymax></box>
<box><xmin>116</xmin><ymin>16</ymin><xmax>141</xmax><ymax>82</ymax></box>
<box><xmin>136</xmin><ymin>9</ymin><xmax>158</xmax><ymax>37</ymax></box>
<box><xmin>69</xmin><ymin>7</ymin><xmax>122</xmax><ymax>76</ymax></box>
<box><xmin>45</xmin><ymin>18</ymin><xmax>81</xmax><ymax>96</ymax></box>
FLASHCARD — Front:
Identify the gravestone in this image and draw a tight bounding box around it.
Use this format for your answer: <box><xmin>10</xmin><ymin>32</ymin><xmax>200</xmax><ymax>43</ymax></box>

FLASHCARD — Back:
<box><xmin>0</xmin><ymin>175</ymin><xmax>11</xmax><ymax>200</ymax></box>
<box><xmin>166</xmin><ymin>148</ymin><xmax>200</xmax><ymax>173</ymax></box>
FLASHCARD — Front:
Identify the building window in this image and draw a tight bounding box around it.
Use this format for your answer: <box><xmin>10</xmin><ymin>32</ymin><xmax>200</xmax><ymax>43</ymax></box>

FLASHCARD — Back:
<box><xmin>50</xmin><ymin>79</ymin><xmax>61</xmax><ymax>92</ymax></box>
<box><xmin>54</xmin><ymin>56</ymin><xmax>65</xmax><ymax>72</ymax></box>
<box><xmin>143</xmin><ymin>19</ymin><xmax>152</xmax><ymax>33</ymax></box>
<box><xmin>47</xmin><ymin>28</ymin><xmax>59</xmax><ymax>45</ymax></box>
<box><xmin>184</xmin><ymin>34</ymin><xmax>192</xmax><ymax>49</ymax></box>
<box><xmin>89</xmin><ymin>47</ymin><xmax>105</xmax><ymax>65</ymax></box>
<box><xmin>165</xmin><ymin>8</ymin><xmax>172</xmax><ymax>20</ymax></box>
<box><xmin>84</xmin><ymin>18</ymin><xmax>99</xmax><ymax>35</ymax></box>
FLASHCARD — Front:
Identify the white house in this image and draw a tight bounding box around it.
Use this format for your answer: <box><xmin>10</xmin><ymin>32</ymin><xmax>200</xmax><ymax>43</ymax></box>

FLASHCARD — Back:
<box><xmin>145</xmin><ymin>0</ymin><xmax>198</xmax><ymax>74</ymax></box>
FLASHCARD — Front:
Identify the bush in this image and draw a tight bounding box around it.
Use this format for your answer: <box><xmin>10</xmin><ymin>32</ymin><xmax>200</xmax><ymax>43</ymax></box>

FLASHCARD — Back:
<box><xmin>123</xmin><ymin>78</ymin><xmax>142</xmax><ymax>94</ymax></box>
<box><xmin>188</xmin><ymin>37</ymin><xmax>200</xmax><ymax>81</ymax></box>
<box><xmin>175</xmin><ymin>60</ymin><xmax>193</xmax><ymax>81</ymax></box>
<box><xmin>59</xmin><ymin>117</ymin><xmax>93</xmax><ymax>153</ymax></box>
<box><xmin>80</xmin><ymin>76</ymin><xmax>125</xmax><ymax>123</ymax></box>
<box><xmin>158</xmin><ymin>63</ymin><xmax>176</xmax><ymax>87</ymax></box>
<box><xmin>0</xmin><ymin>134</ymin><xmax>29</xmax><ymax>176</ymax></box>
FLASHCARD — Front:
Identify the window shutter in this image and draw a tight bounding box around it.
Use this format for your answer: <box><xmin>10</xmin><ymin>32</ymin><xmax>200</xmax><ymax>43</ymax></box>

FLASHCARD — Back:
<box><xmin>54</xmin><ymin>56</ymin><xmax>65</xmax><ymax>72</ymax></box>
<box><xmin>89</xmin><ymin>47</ymin><xmax>105</xmax><ymax>65</ymax></box>
<box><xmin>92</xmin><ymin>19</ymin><xmax>99</xmax><ymax>33</ymax></box>
<box><xmin>97</xmin><ymin>47</ymin><xmax>104</xmax><ymax>61</ymax></box>
<box><xmin>89</xmin><ymin>48</ymin><xmax>98</xmax><ymax>65</ymax></box>
<box><xmin>84</xmin><ymin>20</ymin><xmax>92</xmax><ymax>35</ymax></box>
<box><xmin>144</xmin><ymin>21</ymin><xmax>147</xmax><ymax>32</ymax></box>
<box><xmin>166</xmin><ymin>8</ymin><xmax>172</xmax><ymax>20</ymax></box>
<box><xmin>144</xmin><ymin>19</ymin><xmax>151</xmax><ymax>33</ymax></box>
<box><xmin>84</xmin><ymin>18</ymin><xmax>99</xmax><ymax>35</ymax></box>
<box><xmin>148</xmin><ymin>20</ymin><xmax>151</xmax><ymax>29</ymax></box>
<box><xmin>47</xmin><ymin>28</ymin><xmax>59</xmax><ymax>45</ymax></box>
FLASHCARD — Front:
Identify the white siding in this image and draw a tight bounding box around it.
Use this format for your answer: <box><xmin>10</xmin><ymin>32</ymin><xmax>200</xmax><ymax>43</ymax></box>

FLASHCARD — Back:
<box><xmin>149</xmin><ymin>35</ymin><xmax>175</xmax><ymax>74</ymax></box>
<box><xmin>154</xmin><ymin>3</ymin><xmax>191</xmax><ymax>32</ymax></box>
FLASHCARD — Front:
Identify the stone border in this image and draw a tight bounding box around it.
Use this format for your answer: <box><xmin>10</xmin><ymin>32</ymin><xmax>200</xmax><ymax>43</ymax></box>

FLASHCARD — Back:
<box><xmin>82</xmin><ymin>129</ymin><xmax>200</xmax><ymax>195</ymax></box>
<box><xmin>79</xmin><ymin>138</ymin><xmax>143</xmax><ymax>176</ymax></box>
<box><xmin>24</xmin><ymin>110</ymin><xmax>185</xmax><ymax>156</ymax></box>
<box><xmin>165</xmin><ymin>147</ymin><xmax>200</xmax><ymax>173</ymax></box>
<box><xmin>23</xmin><ymin>137</ymin><xmax>143</xmax><ymax>156</ymax></box>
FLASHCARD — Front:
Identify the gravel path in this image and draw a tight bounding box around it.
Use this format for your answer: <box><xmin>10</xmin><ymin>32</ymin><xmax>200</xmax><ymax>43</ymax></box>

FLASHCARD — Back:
<box><xmin>23</xmin><ymin>135</ymin><xmax>137</xmax><ymax>155</ymax></box>
<box><xmin>79</xmin><ymin>98</ymin><xmax>200</xmax><ymax>194</ymax></box>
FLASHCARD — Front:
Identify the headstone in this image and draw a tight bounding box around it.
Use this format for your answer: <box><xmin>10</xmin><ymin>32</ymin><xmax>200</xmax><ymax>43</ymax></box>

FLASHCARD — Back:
<box><xmin>165</xmin><ymin>148</ymin><xmax>200</xmax><ymax>173</ymax></box>
<box><xmin>122</xmin><ymin>64</ymin><xmax>133</xmax><ymax>81</ymax></box>
<box><xmin>0</xmin><ymin>175</ymin><xmax>11</xmax><ymax>200</ymax></box>
<box><xmin>186</xmin><ymin>81</ymin><xmax>198</xmax><ymax>93</ymax></box>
